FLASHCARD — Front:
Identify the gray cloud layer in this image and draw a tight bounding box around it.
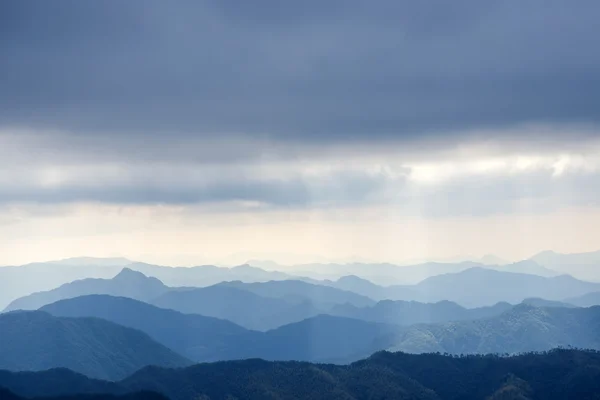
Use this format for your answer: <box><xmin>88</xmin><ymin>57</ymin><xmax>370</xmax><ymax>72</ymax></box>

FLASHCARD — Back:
<box><xmin>2</xmin><ymin>0</ymin><xmax>600</xmax><ymax>143</ymax></box>
<box><xmin>1</xmin><ymin>158</ymin><xmax>599</xmax><ymax>218</ymax></box>
<box><xmin>2</xmin><ymin>1</ymin><xmax>600</xmax><ymax>217</ymax></box>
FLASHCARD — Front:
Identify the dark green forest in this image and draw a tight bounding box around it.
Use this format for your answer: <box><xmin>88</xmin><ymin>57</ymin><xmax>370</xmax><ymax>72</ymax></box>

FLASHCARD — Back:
<box><xmin>0</xmin><ymin>388</ymin><xmax>167</xmax><ymax>400</ymax></box>
<box><xmin>2</xmin><ymin>349</ymin><xmax>600</xmax><ymax>400</ymax></box>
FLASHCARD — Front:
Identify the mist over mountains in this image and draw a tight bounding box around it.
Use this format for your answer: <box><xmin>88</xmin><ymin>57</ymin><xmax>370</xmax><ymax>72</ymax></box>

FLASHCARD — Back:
<box><xmin>2</xmin><ymin>251</ymin><xmax>600</xmax><ymax>398</ymax></box>
<box><xmin>3</xmin><ymin>249</ymin><xmax>598</xmax><ymax>309</ymax></box>
<box><xmin>4</xmin><ymin>0</ymin><xmax>600</xmax><ymax>397</ymax></box>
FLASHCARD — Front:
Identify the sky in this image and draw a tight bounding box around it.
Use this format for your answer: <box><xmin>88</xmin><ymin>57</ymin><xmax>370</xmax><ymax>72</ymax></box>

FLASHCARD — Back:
<box><xmin>1</xmin><ymin>1</ymin><xmax>600</xmax><ymax>266</ymax></box>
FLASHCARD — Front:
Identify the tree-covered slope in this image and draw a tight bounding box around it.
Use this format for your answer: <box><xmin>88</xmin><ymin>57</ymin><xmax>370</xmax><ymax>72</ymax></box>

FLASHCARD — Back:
<box><xmin>0</xmin><ymin>387</ymin><xmax>168</xmax><ymax>400</ymax></box>
<box><xmin>2</xmin><ymin>349</ymin><xmax>600</xmax><ymax>400</ymax></box>
<box><xmin>41</xmin><ymin>295</ymin><xmax>260</xmax><ymax>362</ymax></box>
<box><xmin>385</xmin><ymin>304</ymin><xmax>600</xmax><ymax>355</ymax></box>
<box><xmin>0</xmin><ymin>311</ymin><xmax>191</xmax><ymax>381</ymax></box>
<box><xmin>42</xmin><ymin>295</ymin><xmax>401</xmax><ymax>364</ymax></box>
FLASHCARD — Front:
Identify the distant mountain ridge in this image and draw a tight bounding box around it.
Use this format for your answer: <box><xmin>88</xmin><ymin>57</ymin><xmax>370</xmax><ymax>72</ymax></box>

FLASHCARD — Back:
<box><xmin>1</xmin><ymin>253</ymin><xmax>582</xmax><ymax>311</ymax></box>
<box><xmin>531</xmin><ymin>250</ymin><xmax>600</xmax><ymax>282</ymax></box>
<box><xmin>324</xmin><ymin>267</ymin><xmax>600</xmax><ymax>307</ymax></box>
<box><xmin>282</xmin><ymin>261</ymin><xmax>483</xmax><ymax>285</ymax></box>
<box><xmin>4</xmin><ymin>268</ymin><xmax>171</xmax><ymax>312</ymax></box>
<box><xmin>530</xmin><ymin>249</ymin><xmax>600</xmax><ymax>281</ymax></box>
<box><xmin>0</xmin><ymin>258</ymin><xmax>299</xmax><ymax>310</ymax></box>
<box><xmin>151</xmin><ymin>284</ymin><xmax>323</xmax><ymax>331</ymax></box>
<box><xmin>8</xmin><ymin>266</ymin><xmax>600</xmax><ymax>322</ymax></box>
<box><xmin>328</xmin><ymin>299</ymin><xmax>514</xmax><ymax>325</ymax></box>
<box><xmin>127</xmin><ymin>262</ymin><xmax>295</xmax><ymax>288</ymax></box>
<box><xmin>217</xmin><ymin>279</ymin><xmax>375</xmax><ymax>308</ymax></box>
<box><xmin>247</xmin><ymin>258</ymin><xmax>559</xmax><ymax>284</ymax></box>
<box><xmin>0</xmin><ymin>263</ymin><xmax>122</xmax><ymax>310</ymax></box>
<box><xmin>7</xmin><ymin>270</ymin><xmax>377</xmax><ymax>331</ymax></box>
<box><xmin>408</xmin><ymin>267</ymin><xmax>599</xmax><ymax>307</ymax></box>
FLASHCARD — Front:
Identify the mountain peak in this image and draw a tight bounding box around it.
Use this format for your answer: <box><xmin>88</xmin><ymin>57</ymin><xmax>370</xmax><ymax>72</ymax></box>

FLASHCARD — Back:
<box><xmin>113</xmin><ymin>268</ymin><xmax>151</xmax><ymax>281</ymax></box>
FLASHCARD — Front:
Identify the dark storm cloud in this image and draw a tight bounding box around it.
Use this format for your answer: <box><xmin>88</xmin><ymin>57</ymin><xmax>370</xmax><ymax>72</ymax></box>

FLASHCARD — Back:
<box><xmin>0</xmin><ymin>169</ymin><xmax>399</xmax><ymax>208</ymax></box>
<box><xmin>1</xmin><ymin>0</ymin><xmax>600</xmax><ymax>144</ymax></box>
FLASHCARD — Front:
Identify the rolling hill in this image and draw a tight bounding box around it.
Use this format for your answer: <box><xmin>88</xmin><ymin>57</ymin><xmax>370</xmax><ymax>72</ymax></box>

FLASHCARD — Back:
<box><xmin>0</xmin><ymin>311</ymin><xmax>191</xmax><ymax>380</ymax></box>
<box><xmin>41</xmin><ymin>295</ymin><xmax>260</xmax><ymax>362</ymax></box>
<box><xmin>41</xmin><ymin>295</ymin><xmax>399</xmax><ymax>364</ymax></box>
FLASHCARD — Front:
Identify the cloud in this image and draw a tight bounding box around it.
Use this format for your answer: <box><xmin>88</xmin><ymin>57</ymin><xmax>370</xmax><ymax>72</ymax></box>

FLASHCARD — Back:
<box><xmin>1</xmin><ymin>1</ymin><xmax>600</xmax><ymax>220</ymax></box>
<box><xmin>1</xmin><ymin>136</ymin><xmax>599</xmax><ymax>218</ymax></box>
<box><xmin>1</xmin><ymin>0</ymin><xmax>600</xmax><ymax>145</ymax></box>
<box><xmin>0</xmin><ymin>157</ymin><xmax>406</xmax><ymax>208</ymax></box>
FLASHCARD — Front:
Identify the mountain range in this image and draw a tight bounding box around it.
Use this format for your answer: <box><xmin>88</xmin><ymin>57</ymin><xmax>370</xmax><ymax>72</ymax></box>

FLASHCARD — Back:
<box><xmin>7</xmin><ymin>266</ymin><xmax>600</xmax><ymax>326</ymax></box>
<box><xmin>41</xmin><ymin>295</ymin><xmax>397</xmax><ymax>363</ymax></box>
<box><xmin>531</xmin><ymin>250</ymin><xmax>600</xmax><ymax>281</ymax></box>
<box><xmin>2</xmin><ymin>251</ymin><xmax>600</xmax><ymax>395</ymax></box>
<box><xmin>127</xmin><ymin>262</ymin><xmax>295</xmax><ymax>288</ymax></box>
<box><xmin>328</xmin><ymin>299</ymin><xmax>513</xmax><ymax>325</ymax></box>
<box><xmin>150</xmin><ymin>284</ymin><xmax>324</xmax><ymax>331</ymax></box>
<box><xmin>406</xmin><ymin>268</ymin><xmax>600</xmax><ymax>306</ymax></box>
<box><xmin>216</xmin><ymin>279</ymin><xmax>375</xmax><ymax>308</ymax></box>
<box><xmin>4</xmin><ymin>268</ymin><xmax>172</xmax><ymax>312</ymax></box>
<box><xmin>249</xmin><ymin>259</ymin><xmax>559</xmax><ymax>284</ymax></box>
<box><xmin>325</xmin><ymin>267</ymin><xmax>600</xmax><ymax>307</ymax></box>
<box><xmin>5</xmin><ymin>269</ymin><xmax>374</xmax><ymax>330</ymax></box>
<box><xmin>40</xmin><ymin>295</ymin><xmax>259</xmax><ymax>362</ymax></box>
<box><xmin>38</xmin><ymin>294</ymin><xmax>600</xmax><ymax>367</ymax></box>
<box><xmin>0</xmin><ymin>259</ymin><xmax>296</xmax><ymax>310</ymax></box>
